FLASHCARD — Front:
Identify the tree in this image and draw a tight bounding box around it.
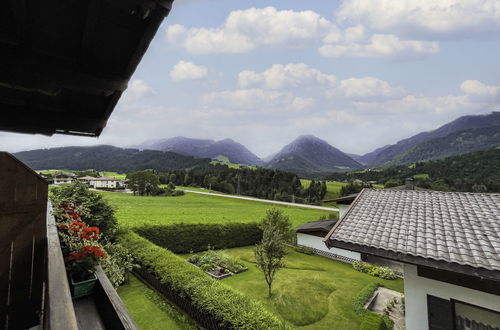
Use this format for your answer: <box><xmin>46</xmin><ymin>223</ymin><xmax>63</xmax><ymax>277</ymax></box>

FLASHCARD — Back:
<box><xmin>254</xmin><ymin>209</ymin><xmax>291</xmax><ymax>298</ymax></box>
<box><xmin>126</xmin><ymin>170</ymin><xmax>160</xmax><ymax>196</ymax></box>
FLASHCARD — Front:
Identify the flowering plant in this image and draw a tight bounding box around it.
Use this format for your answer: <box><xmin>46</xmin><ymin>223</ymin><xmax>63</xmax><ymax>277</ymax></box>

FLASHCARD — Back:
<box><xmin>57</xmin><ymin>202</ymin><xmax>106</xmax><ymax>279</ymax></box>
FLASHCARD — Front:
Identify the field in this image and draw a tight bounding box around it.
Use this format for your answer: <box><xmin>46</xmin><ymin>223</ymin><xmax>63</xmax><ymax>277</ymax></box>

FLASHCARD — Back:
<box><xmin>301</xmin><ymin>179</ymin><xmax>385</xmax><ymax>203</ymax></box>
<box><xmin>187</xmin><ymin>246</ymin><xmax>403</xmax><ymax>329</ymax></box>
<box><xmin>99</xmin><ymin>171</ymin><xmax>127</xmax><ymax>179</ymax></box>
<box><xmin>117</xmin><ymin>274</ymin><xmax>195</xmax><ymax>330</ymax></box>
<box><xmin>101</xmin><ymin>191</ymin><xmax>332</xmax><ymax>228</ymax></box>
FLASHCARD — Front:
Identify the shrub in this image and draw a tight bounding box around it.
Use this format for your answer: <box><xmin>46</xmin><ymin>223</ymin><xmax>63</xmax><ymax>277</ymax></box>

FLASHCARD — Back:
<box><xmin>353</xmin><ymin>283</ymin><xmax>380</xmax><ymax>316</ymax></box>
<box><xmin>135</xmin><ymin>223</ymin><xmax>262</xmax><ymax>253</ymax></box>
<box><xmin>294</xmin><ymin>246</ymin><xmax>315</xmax><ymax>255</ymax></box>
<box><xmin>360</xmin><ymin>313</ymin><xmax>388</xmax><ymax>330</ymax></box>
<box><xmin>50</xmin><ymin>181</ymin><xmax>117</xmax><ymax>237</ymax></box>
<box><xmin>119</xmin><ymin>231</ymin><xmax>286</xmax><ymax>329</ymax></box>
<box><xmin>352</xmin><ymin>261</ymin><xmax>397</xmax><ymax>280</ymax></box>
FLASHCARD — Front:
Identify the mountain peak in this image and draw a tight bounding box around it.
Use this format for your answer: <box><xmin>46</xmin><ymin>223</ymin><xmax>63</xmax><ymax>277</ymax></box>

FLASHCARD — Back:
<box><xmin>266</xmin><ymin>135</ymin><xmax>363</xmax><ymax>177</ymax></box>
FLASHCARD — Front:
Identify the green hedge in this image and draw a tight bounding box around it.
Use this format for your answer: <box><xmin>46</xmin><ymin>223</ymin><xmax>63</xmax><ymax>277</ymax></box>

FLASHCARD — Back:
<box><xmin>119</xmin><ymin>231</ymin><xmax>286</xmax><ymax>329</ymax></box>
<box><xmin>353</xmin><ymin>283</ymin><xmax>380</xmax><ymax>316</ymax></box>
<box><xmin>360</xmin><ymin>313</ymin><xmax>388</xmax><ymax>330</ymax></box>
<box><xmin>352</xmin><ymin>261</ymin><xmax>397</xmax><ymax>280</ymax></box>
<box><xmin>134</xmin><ymin>223</ymin><xmax>262</xmax><ymax>253</ymax></box>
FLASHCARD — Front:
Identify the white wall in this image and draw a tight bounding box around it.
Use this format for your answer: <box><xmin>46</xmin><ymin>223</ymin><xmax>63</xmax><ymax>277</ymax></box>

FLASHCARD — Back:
<box><xmin>296</xmin><ymin>233</ymin><xmax>361</xmax><ymax>260</ymax></box>
<box><xmin>404</xmin><ymin>263</ymin><xmax>500</xmax><ymax>330</ymax></box>
<box><xmin>338</xmin><ymin>204</ymin><xmax>350</xmax><ymax>218</ymax></box>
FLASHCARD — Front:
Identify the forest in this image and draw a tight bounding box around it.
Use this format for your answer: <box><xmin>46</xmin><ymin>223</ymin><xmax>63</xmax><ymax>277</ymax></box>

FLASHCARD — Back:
<box><xmin>327</xmin><ymin>148</ymin><xmax>500</xmax><ymax>193</ymax></box>
<box><xmin>161</xmin><ymin>167</ymin><xmax>327</xmax><ymax>203</ymax></box>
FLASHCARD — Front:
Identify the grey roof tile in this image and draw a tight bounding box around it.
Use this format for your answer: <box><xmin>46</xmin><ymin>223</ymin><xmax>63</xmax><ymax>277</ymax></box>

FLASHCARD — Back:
<box><xmin>327</xmin><ymin>189</ymin><xmax>500</xmax><ymax>272</ymax></box>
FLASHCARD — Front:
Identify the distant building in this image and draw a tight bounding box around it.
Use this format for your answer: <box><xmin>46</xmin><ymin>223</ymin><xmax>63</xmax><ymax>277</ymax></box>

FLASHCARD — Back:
<box><xmin>295</xmin><ymin>220</ymin><xmax>360</xmax><ymax>262</ymax></box>
<box><xmin>325</xmin><ymin>189</ymin><xmax>500</xmax><ymax>330</ymax></box>
<box><xmin>50</xmin><ymin>172</ymin><xmax>76</xmax><ymax>185</ymax></box>
<box><xmin>79</xmin><ymin>177</ymin><xmax>125</xmax><ymax>189</ymax></box>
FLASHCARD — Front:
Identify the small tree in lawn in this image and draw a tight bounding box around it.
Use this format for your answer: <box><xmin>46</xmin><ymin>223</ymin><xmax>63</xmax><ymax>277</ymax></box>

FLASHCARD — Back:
<box><xmin>254</xmin><ymin>209</ymin><xmax>291</xmax><ymax>298</ymax></box>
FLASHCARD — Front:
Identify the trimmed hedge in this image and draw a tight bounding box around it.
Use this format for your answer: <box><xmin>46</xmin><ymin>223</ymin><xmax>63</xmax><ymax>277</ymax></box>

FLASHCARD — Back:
<box><xmin>360</xmin><ymin>313</ymin><xmax>388</xmax><ymax>330</ymax></box>
<box><xmin>353</xmin><ymin>283</ymin><xmax>380</xmax><ymax>316</ymax></box>
<box><xmin>352</xmin><ymin>261</ymin><xmax>397</xmax><ymax>280</ymax></box>
<box><xmin>119</xmin><ymin>231</ymin><xmax>286</xmax><ymax>329</ymax></box>
<box><xmin>134</xmin><ymin>223</ymin><xmax>262</xmax><ymax>253</ymax></box>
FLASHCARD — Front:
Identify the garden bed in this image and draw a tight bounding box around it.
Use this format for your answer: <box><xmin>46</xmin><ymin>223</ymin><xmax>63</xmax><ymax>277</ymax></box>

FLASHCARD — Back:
<box><xmin>188</xmin><ymin>250</ymin><xmax>248</xmax><ymax>280</ymax></box>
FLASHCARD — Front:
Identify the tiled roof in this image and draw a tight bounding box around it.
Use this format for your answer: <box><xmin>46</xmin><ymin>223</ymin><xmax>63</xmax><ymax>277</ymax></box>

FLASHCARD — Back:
<box><xmin>326</xmin><ymin>189</ymin><xmax>500</xmax><ymax>278</ymax></box>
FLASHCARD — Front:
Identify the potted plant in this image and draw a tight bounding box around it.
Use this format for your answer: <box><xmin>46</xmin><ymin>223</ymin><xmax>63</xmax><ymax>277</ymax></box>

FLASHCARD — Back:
<box><xmin>58</xmin><ymin>202</ymin><xmax>107</xmax><ymax>298</ymax></box>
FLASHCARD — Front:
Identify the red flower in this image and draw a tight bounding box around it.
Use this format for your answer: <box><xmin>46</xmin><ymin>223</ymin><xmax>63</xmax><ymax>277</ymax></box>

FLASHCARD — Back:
<box><xmin>69</xmin><ymin>252</ymin><xmax>82</xmax><ymax>261</ymax></box>
<box><xmin>59</xmin><ymin>224</ymin><xmax>68</xmax><ymax>230</ymax></box>
<box><xmin>82</xmin><ymin>227</ymin><xmax>100</xmax><ymax>241</ymax></box>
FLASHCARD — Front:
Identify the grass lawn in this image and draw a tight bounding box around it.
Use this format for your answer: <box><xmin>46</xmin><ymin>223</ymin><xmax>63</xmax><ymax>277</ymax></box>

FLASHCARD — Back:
<box><xmin>100</xmin><ymin>171</ymin><xmax>127</xmax><ymax>179</ymax></box>
<box><xmin>101</xmin><ymin>191</ymin><xmax>331</xmax><ymax>228</ymax></box>
<box><xmin>217</xmin><ymin>246</ymin><xmax>403</xmax><ymax>329</ymax></box>
<box><xmin>117</xmin><ymin>274</ymin><xmax>195</xmax><ymax>330</ymax></box>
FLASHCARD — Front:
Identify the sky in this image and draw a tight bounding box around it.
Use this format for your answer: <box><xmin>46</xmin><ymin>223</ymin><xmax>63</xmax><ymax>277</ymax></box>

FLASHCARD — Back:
<box><xmin>2</xmin><ymin>0</ymin><xmax>500</xmax><ymax>157</ymax></box>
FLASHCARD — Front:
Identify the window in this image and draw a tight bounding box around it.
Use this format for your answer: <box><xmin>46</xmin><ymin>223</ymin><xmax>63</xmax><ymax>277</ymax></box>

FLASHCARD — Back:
<box><xmin>453</xmin><ymin>300</ymin><xmax>500</xmax><ymax>330</ymax></box>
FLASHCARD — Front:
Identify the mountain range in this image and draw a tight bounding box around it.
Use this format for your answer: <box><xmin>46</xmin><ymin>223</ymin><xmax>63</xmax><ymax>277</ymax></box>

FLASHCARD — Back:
<box><xmin>356</xmin><ymin>112</ymin><xmax>500</xmax><ymax>166</ymax></box>
<box><xmin>136</xmin><ymin>137</ymin><xmax>263</xmax><ymax>166</ymax></box>
<box><xmin>13</xmin><ymin>112</ymin><xmax>500</xmax><ymax>178</ymax></box>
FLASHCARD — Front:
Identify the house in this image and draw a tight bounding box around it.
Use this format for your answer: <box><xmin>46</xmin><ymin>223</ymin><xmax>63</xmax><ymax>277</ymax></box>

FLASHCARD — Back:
<box><xmin>52</xmin><ymin>172</ymin><xmax>76</xmax><ymax>185</ymax></box>
<box><xmin>295</xmin><ymin>220</ymin><xmax>361</xmax><ymax>262</ymax></box>
<box><xmin>87</xmin><ymin>177</ymin><xmax>125</xmax><ymax>189</ymax></box>
<box><xmin>325</xmin><ymin>189</ymin><xmax>500</xmax><ymax>330</ymax></box>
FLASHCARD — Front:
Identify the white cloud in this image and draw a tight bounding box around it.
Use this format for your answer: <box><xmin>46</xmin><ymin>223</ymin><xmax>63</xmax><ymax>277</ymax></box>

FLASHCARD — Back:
<box><xmin>165</xmin><ymin>7</ymin><xmax>331</xmax><ymax>54</ymax></box>
<box><xmin>202</xmin><ymin>88</ymin><xmax>311</xmax><ymax>113</ymax></box>
<box><xmin>336</xmin><ymin>0</ymin><xmax>500</xmax><ymax>39</ymax></box>
<box><xmin>320</xmin><ymin>31</ymin><xmax>439</xmax><ymax>60</ymax></box>
<box><xmin>238</xmin><ymin>63</ymin><xmax>337</xmax><ymax>89</ymax></box>
<box><xmin>170</xmin><ymin>61</ymin><xmax>208</xmax><ymax>81</ymax></box>
<box><xmin>327</xmin><ymin>77</ymin><xmax>405</xmax><ymax>100</ymax></box>
<box><xmin>121</xmin><ymin>80</ymin><xmax>155</xmax><ymax>102</ymax></box>
<box><xmin>460</xmin><ymin>80</ymin><xmax>500</xmax><ymax>102</ymax></box>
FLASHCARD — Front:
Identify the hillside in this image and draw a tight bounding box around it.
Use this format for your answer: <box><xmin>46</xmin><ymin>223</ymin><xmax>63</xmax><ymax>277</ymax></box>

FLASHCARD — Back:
<box><xmin>389</xmin><ymin>126</ymin><xmax>500</xmax><ymax>165</ymax></box>
<box><xmin>266</xmin><ymin>135</ymin><xmax>363</xmax><ymax>177</ymax></box>
<box><xmin>326</xmin><ymin>148</ymin><xmax>500</xmax><ymax>193</ymax></box>
<box><xmin>360</xmin><ymin>112</ymin><xmax>500</xmax><ymax>166</ymax></box>
<box><xmin>14</xmin><ymin>145</ymin><xmax>212</xmax><ymax>173</ymax></box>
<box><xmin>137</xmin><ymin>136</ymin><xmax>263</xmax><ymax>166</ymax></box>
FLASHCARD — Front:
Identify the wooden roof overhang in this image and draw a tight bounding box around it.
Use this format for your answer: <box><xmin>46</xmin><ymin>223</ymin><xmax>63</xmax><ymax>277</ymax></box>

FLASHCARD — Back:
<box><xmin>0</xmin><ymin>0</ymin><xmax>173</xmax><ymax>136</ymax></box>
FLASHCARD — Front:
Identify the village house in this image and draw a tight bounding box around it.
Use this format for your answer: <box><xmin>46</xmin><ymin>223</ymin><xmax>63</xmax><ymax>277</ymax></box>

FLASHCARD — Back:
<box><xmin>295</xmin><ymin>220</ymin><xmax>361</xmax><ymax>262</ymax></box>
<box><xmin>79</xmin><ymin>176</ymin><xmax>125</xmax><ymax>189</ymax></box>
<box><xmin>325</xmin><ymin>189</ymin><xmax>500</xmax><ymax>330</ymax></box>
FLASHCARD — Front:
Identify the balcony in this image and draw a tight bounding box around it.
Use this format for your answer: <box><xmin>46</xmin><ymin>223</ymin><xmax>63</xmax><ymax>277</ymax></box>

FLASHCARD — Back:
<box><xmin>0</xmin><ymin>152</ymin><xmax>136</xmax><ymax>329</ymax></box>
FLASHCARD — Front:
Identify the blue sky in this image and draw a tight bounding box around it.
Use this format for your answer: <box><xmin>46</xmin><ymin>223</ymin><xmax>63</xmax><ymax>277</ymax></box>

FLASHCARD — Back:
<box><xmin>2</xmin><ymin>0</ymin><xmax>500</xmax><ymax>157</ymax></box>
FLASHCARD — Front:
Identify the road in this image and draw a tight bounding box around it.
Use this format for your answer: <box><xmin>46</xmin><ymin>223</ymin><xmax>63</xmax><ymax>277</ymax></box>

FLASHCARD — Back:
<box><xmin>181</xmin><ymin>189</ymin><xmax>339</xmax><ymax>212</ymax></box>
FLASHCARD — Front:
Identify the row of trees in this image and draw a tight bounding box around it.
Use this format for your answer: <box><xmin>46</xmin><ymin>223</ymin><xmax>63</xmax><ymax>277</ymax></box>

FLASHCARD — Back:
<box><xmin>160</xmin><ymin>168</ymin><xmax>327</xmax><ymax>203</ymax></box>
<box><xmin>127</xmin><ymin>170</ymin><xmax>184</xmax><ymax>196</ymax></box>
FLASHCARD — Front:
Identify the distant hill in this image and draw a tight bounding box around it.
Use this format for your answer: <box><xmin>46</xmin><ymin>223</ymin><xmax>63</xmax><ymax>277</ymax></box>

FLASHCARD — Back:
<box><xmin>14</xmin><ymin>145</ymin><xmax>212</xmax><ymax>173</ymax></box>
<box><xmin>389</xmin><ymin>126</ymin><xmax>500</xmax><ymax>165</ymax></box>
<box><xmin>136</xmin><ymin>136</ymin><xmax>263</xmax><ymax>166</ymax></box>
<box><xmin>265</xmin><ymin>135</ymin><xmax>363</xmax><ymax>177</ymax></box>
<box><xmin>326</xmin><ymin>148</ymin><xmax>500</xmax><ymax>193</ymax></box>
<box><xmin>360</xmin><ymin>112</ymin><xmax>500</xmax><ymax>166</ymax></box>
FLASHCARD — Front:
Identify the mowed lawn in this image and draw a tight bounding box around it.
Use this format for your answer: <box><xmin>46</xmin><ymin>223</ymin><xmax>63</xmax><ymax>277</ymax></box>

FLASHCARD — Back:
<box><xmin>101</xmin><ymin>191</ymin><xmax>332</xmax><ymax>228</ymax></box>
<box><xmin>117</xmin><ymin>274</ymin><xmax>195</xmax><ymax>330</ymax></box>
<box><xmin>219</xmin><ymin>246</ymin><xmax>404</xmax><ymax>329</ymax></box>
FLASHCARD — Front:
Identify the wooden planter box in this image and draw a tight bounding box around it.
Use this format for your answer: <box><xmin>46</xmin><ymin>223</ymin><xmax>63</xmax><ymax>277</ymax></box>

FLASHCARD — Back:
<box><xmin>70</xmin><ymin>272</ymin><xmax>98</xmax><ymax>299</ymax></box>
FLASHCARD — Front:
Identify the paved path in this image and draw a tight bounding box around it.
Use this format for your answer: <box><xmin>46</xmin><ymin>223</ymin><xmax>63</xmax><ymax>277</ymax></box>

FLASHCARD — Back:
<box><xmin>181</xmin><ymin>189</ymin><xmax>339</xmax><ymax>212</ymax></box>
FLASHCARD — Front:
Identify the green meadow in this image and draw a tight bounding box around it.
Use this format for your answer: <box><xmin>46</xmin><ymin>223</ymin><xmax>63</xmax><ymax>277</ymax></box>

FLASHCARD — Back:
<box><xmin>101</xmin><ymin>191</ymin><xmax>332</xmax><ymax>229</ymax></box>
<box><xmin>185</xmin><ymin>246</ymin><xmax>403</xmax><ymax>329</ymax></box>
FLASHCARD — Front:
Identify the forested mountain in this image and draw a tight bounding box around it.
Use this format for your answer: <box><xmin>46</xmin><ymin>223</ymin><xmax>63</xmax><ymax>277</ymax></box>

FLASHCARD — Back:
<box><xmin>14</xmin><ymin>145</ymin><xmax>212</xmax><ymax>172</ymax></box>
<box><xmin>326</xmin><ymin>148</ymin><xmax>500</xmax><ymax>193</ymax></box>
<box><xmin>359</xmin><ymin>112</ymin><xmax>500</xmax><ymax>166</ymax></box>
<box><xmin>136</xmin><ymin>136</ymin><xmax>263</xmax><ymax>166</ymax></box>
<box><xmin>266</xmin><ymin>135</ymin><xmax>363</xmax><ymax>177</ymax></box>
<box><xmin>388</xmin><ymin>126</ymin><xmax>500</xmax><ymax>165</ymax></box>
